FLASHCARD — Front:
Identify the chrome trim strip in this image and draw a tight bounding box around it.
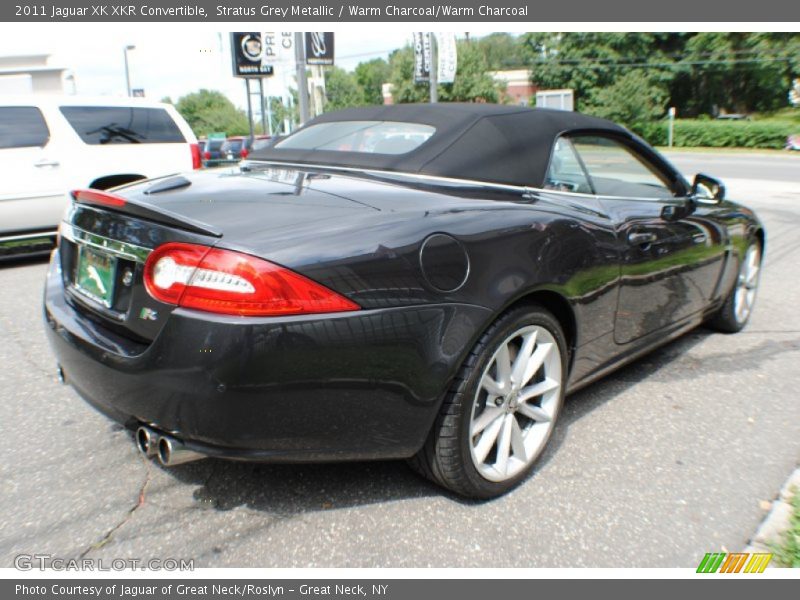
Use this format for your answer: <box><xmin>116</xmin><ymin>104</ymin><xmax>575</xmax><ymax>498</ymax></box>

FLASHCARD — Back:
<box><xmin>60</xmin><ymin>223</ymin><xmax>152</xmax><ymax>263</ymax></box>
<box><xmin>245</xmin><ymin>159</ymin><xmax>680</xmax><ymax>203</ymax></box>
<box><xmin>245</xmin><ymin>159</ymin><xmax>529</xmax><ymax>194</ymax></box>
<box><xmin>0</xmin><ymin>230</ymin><xmax>57</xmax><ymax>244</ymax></box>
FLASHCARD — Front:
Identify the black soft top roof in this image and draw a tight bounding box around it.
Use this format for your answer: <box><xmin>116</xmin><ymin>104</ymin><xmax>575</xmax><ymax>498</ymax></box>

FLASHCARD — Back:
<box><xmin>249</xmin><ymin>103</ymin><xmax>630</xmax><ymax>187</ymax></box>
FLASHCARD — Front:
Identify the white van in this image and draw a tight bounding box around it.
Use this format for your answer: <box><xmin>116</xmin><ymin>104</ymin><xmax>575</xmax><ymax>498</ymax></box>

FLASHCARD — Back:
<box><xmin>0</xmin><ymin>96</ymin><xmax>199</xmax><ymax>256</ymax></box>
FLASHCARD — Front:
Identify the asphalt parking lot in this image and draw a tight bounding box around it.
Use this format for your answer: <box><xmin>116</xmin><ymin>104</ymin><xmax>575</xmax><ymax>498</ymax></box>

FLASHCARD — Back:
<box><xmin>1</xmin><ymin>151</ymin><xmax>798</xmax><ymax>568</ymax></box>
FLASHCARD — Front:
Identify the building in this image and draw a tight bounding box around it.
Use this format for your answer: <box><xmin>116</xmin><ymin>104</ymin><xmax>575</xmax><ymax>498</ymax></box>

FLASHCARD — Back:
<box><xmin>0</xmin><ymin>54</ymin><xmax>74</xmax><ymax>95</ymax></box>
<box><xmin>490</xmin><ymin>69</ymin><xmax>536</xmax><ymax>106</ymax></box>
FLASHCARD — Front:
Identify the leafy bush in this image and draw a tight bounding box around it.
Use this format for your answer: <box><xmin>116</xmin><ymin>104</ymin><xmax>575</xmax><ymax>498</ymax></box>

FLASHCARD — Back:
<box><xmin>639</xmin><ymin>119</ymin><xmax>797</xmax><ymax>149</ymax></box>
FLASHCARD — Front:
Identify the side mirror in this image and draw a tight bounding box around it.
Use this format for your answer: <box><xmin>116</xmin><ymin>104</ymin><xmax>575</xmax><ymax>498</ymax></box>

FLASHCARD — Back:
<box><xmin>691</xmin><ymin>173</ymin><xmax>725</xmax><ymax>201</ymax></box>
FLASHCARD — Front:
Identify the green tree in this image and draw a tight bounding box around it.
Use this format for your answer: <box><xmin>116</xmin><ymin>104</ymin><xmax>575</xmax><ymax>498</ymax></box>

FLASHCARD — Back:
<box><xmin>388</xmin><ymin>41</ymin><xmax>504</xmax><ymax>104</ymax></box>
<box><xmin>174</xmin><ymin>89</ymin><xmax>250</xmax><ymax>137</ymax></box>
<box><xmin>475</xmin><ymin>33</ymin><xmax>528</xmax><ymax>70</ymax></box>
<box><xmin>672</xmin><ymin>33</ymin><xmax>800</xmax><ymax>115</ymax></box>
<box><xmin>523</xmin><ymin>32</ymin><xmax>800</xmax><ymax>118</ymax></box>
<box><xmin>388</xmin><ymin>46</ymin><xmax>428</xmax><ymax>103</ymax></box>
<box><xmin>355</xmin><ymin>58</ymin><xmax>391</xmax><ymax>105</ymax></box>
<box><xmin>582</xmin><ymin>71</ymin><xmax>668</xmax><ymax>134</ymax></box>
<box><xmin>323</xmin><ymin>67</ymin><xmax>365</xmax><ymax>111</ymax></box>
<box><xmin>523</xmin><ymin>32</ymin><xmax>679</xmax><ymax>113</ymax></box>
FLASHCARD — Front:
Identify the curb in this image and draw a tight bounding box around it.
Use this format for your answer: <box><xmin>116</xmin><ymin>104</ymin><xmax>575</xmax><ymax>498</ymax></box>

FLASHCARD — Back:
<box><xmin>744</xmin><ymin>466</ymin><xmax>800</xmax><ymax>562</ymax></box>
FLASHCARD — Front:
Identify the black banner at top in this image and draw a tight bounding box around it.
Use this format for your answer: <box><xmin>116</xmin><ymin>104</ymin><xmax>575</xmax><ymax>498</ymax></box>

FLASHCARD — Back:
<box><xmin>5</xmin><ymin>0</ymin><xmax>800</xmax><ymax>21</ymax></box>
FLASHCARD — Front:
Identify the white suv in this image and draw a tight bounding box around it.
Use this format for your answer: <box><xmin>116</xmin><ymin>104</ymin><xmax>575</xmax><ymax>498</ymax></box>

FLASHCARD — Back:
<box><xmin>0</xmin><ymin>96</ymin><xmax>200</xmax><ymax>257</ymax></box>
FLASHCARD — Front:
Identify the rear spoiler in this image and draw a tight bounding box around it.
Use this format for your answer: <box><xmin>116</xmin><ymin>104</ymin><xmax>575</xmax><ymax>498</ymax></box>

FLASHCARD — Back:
<box><xmin>71</xmin><ymin>189</ymin><xmax>222</xmax><ymax>238</ymax></box>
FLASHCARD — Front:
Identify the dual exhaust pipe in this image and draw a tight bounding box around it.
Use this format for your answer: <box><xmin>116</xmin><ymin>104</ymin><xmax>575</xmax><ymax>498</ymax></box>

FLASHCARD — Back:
<box><xmin>136</xmin><ymin>426</ymin><xmax>206</xmax><ymax>467</ymax></box>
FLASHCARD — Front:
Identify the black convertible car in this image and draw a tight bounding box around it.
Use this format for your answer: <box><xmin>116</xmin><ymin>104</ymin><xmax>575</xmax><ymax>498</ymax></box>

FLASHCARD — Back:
<box><xmin>44</xmin><ymin>104</ymin><xmax>764</xmax><ymax>498</ymax></box>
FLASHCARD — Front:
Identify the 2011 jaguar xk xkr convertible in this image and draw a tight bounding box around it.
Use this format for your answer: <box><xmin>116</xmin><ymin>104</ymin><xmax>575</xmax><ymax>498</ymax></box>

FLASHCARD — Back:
<box><xmin>44</xmin><ymin>104</ymin><xmax>764</xmax><ymax>498</ymax></box>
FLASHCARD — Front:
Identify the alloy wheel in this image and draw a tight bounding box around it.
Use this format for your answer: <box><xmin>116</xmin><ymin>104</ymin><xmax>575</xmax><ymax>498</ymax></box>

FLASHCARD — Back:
<box><xmin>468</xmin><ymin>325</ymin><xmax>562</xmax><ymax>482</ymax></box>
<box><xmin>734</xmin><ymin>245</ymin><xmax>760</xmax><ymax>324</ymax></box>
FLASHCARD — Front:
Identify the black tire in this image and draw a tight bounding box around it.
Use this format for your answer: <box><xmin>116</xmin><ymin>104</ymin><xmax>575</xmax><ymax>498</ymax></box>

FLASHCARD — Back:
<box><xmin>707</xmin><ymin>239</ymin><xmax>762</xmax><ymax>333</ymax></box>
<box><xmin>409</xmin><ymin>305</ymin><xmax>568</xmax><ymax>499</ymax></box>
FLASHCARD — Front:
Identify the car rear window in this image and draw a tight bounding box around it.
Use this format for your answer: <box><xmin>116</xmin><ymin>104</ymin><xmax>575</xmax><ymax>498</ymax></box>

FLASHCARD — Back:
<box><xmin>0</xmin><ymin>106</ymin><xmax>49</xmax><ymax>149</ymax></box>
<box><xmin>59</xmin><ymin>106</ymin><xmax>186</xmax><ymax>144</ymax></box>
<box><xmin>222</xmin><ymin>140</ymin><xmax>244</xmax><ymax>152</ymax></box>
<box><xmin>276</xmin><ymin>121</ymin><xmax>435</xmax><ymax>155</ymax></box>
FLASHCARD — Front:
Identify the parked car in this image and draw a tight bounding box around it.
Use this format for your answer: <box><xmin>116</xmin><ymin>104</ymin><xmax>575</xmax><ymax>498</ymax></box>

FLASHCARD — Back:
<box><xmin>201</xmin><ymin>137</ymin><xmax>227</xmax><ymax>167</ymax></box>
<box><xmin>221</xmin><ymin>135</ymin><xmax>270</xmax><ymax>162</ymax></box>
<box><xmin>0</xmin><ymin>96</ymin><xmax>199</xmax><ymax>258</ymax></box>
<box><xmin>43</xmin><ymin>104</ymin><xmax>764</xmax><ymax>498</ymax></box>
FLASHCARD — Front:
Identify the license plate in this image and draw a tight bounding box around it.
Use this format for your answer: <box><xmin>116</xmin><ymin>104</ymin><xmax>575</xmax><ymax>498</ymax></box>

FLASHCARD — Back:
<box><xmin>75</xmin><ymin>246</ymin><xmax>117</xmax><ymax>307</ymax></box>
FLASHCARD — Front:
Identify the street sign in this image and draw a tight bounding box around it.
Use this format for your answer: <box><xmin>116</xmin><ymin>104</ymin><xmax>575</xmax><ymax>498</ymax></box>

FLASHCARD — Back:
<box><xmin>304</xmin><ymin>32</ymin><xmax>334</xmax><ymax>66</ymax></box>
<box><xmin>230</xmin><ymin>32</ymin><xmax>275</xmax><ymax>78</ymax></box>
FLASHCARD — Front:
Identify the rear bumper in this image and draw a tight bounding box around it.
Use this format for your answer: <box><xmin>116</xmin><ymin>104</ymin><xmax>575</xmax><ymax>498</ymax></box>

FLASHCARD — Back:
<box><xmin>43</xmin><ymin>252</ymin><xmax>491</xmax><ymax>462</ymax></box>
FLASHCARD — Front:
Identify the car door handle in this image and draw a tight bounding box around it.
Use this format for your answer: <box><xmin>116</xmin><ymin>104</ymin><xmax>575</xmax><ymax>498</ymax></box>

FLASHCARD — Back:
<box><xmin>34</xmin><ymin>159</ymin><xmax>60</xmax><ymax>168</ymax></box>
<box><xmin>628</xmin><ymin>231</ymin><xmax>657</xmax><ymax>245</ymax></box>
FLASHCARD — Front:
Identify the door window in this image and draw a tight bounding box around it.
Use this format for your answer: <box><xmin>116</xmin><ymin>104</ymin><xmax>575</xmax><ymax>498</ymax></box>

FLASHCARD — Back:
<box><xmin>571</xmin><ymin>136</ymin><xmax>674</xmax><ymax>199</ymax></box>
<box><xmin>0</xmin><ymin>107</ymin><xmax>49</xmax><ymax>149</ymax></box>
<box><xmin>544</xmin><ymin>137</ymin><xmax>593</xmax><ymax>194</ymax></box>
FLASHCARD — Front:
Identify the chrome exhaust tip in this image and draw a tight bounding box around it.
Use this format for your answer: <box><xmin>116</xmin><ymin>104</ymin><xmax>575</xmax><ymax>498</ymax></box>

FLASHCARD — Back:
<box><xmin>157</xmin><ymin>435</ymin><xmax>206</xmax><ymax>467</ymax></box>
<box><xmin>136</xmin><ymin>426</ymin><xmax>159</xmax><ymax>458</ymax></box>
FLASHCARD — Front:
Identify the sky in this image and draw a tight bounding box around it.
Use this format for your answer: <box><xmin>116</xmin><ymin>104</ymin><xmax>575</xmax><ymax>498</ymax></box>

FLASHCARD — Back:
<box><xmin>0</xmin><ymin>25</ymin><xmax>420</xmax><ymax>107</ymax></box>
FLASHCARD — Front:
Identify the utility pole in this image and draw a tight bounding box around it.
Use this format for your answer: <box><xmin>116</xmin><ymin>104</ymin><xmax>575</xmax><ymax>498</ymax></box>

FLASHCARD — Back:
<box><xmin>123</xmin><ymin>45</ymin><xmax>135</xmax><ymax>97</ymax></box>
<box><xmin>429</xmin><ymin>34</ymin><xmax>438</xmax><ymax>103</ymax></box>
<box><xmin>258</xmin><ymin>78</ymin><xmax>268</xmax><ymax>136</ymax></box>
<box><xmin>245</xmin><ymin>78</ymin><xmax>254</xmax><ymax>143</ymax></box>
<box><xmin>294</xmin><ymin>32</ymin><xmax>311</xmax><ymax>125</ymax></box>
<box><xmin>668</xmin><ymin>106</ymin><xmax>676</xmax><ymax>147</ymax></box>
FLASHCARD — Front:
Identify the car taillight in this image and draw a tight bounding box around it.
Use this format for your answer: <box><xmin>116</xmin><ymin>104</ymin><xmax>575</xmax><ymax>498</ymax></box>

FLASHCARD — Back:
<box><xmin>204</xmin><ymin>150</ymin><xmax>211</xmax><ymax>160</ymax></box>
<box><xmin>143</xmin><ymin>243</ymin><xmax>360</xmax><ymax>317</ymax></box>
<box><xmin>240</xmin><ymin>148</ymin><xmax>249</xmax><ymax>159</ymax></box>
<box><xmin>190</xmin><ymin>143</ymin><xmax>202</xmax><ymax>170</ymax></box>
<box><xmin>71</xmin><ymin>189</ymin><xmax>127</xmax><ymax>208</ymax></box>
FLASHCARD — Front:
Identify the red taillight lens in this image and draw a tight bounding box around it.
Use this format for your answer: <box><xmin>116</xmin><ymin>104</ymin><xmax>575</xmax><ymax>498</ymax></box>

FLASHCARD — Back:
<box><xmin>71</xmin><ymin>189</ymin><xmax>127</xmax><ymax>208</ymax></box>
<box><xmin>240</xmin><ymin>148</ymin><xmax>249</xmax><ymax>159</ymax></box>
<box><xmin>204</xmin><ymin>151</ymin><xmax>211</xmax><ymax>160</ymax></box>
<box><xmin>143</xmin><ymin>243</ymin><xmax>360</xmax><ymax>317</ymax></box>
<box><xmin>190</xmin><ymin>143</ymin><xmax>202</xmax><ymax>169</ymax></box>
